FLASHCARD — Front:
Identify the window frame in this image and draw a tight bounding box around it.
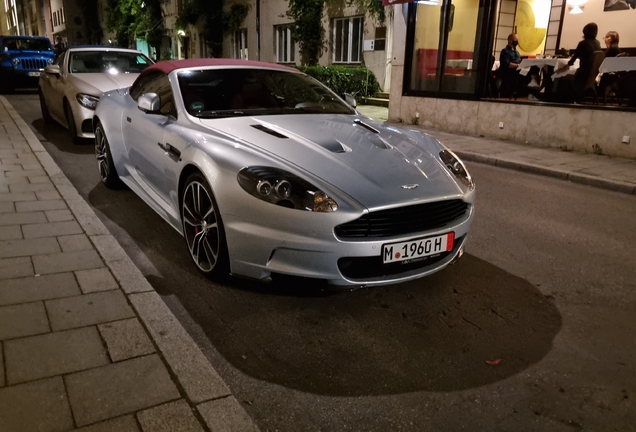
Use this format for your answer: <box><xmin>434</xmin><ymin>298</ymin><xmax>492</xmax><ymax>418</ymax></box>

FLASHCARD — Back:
<box><xmin>233</xmin><ymin>28</ymin><xmax>248</xmax><ymax>60</ymax></box>
<box><xmin>332</xmin><ymin>16</ymin><xmax>363</xmax><ymax>64</ymax></box>
<box><xmin>275</xmin><ymin>24</ymin><xmax>296</xmax><ymax>64</ymax></box>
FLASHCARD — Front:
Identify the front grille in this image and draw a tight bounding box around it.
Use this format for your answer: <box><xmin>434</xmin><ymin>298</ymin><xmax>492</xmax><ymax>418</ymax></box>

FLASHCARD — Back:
<box><xmin>338</xmin><ymin>235</ymin><xmax>465</xmax><ymax>280</ymax></box>
<box><xmin>335</xmin><ymin>199</ymin><xmax>469</xmax><ymax>239</ymax></box>
<box><xmin>21</xmin><ymin>59</ymin><xmax>47</xmax><ymax>70</ymax></box>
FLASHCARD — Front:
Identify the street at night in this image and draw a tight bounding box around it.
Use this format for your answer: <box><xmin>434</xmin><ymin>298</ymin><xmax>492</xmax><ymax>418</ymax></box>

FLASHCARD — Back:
<box><xmin>6</xmin><ymin>90</ymin><xmax>636</xmax><ymax>432</ymax></box>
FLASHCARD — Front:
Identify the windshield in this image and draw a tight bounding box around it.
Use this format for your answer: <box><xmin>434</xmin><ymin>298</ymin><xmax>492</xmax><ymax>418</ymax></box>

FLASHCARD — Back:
<box><xmin>2</xmin><ymin>38</ymin><xmax>53</xmax><ymax>52</ymax></box>
<box><xmin>177</xmin><ymin>68</ymin><xmax>356</xmax><ymax>118</ymax></box>
<box><xmin>70</xmin><ymin>51</ymin><xmax>153</xmax><ymax>74</ymax></box>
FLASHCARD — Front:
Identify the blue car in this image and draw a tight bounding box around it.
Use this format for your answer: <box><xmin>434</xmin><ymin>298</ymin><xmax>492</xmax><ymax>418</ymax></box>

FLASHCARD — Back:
<box><xmin>0</xmin><ymin>35</ymin><xmax>55</xmax><ymax>93</ymax></box>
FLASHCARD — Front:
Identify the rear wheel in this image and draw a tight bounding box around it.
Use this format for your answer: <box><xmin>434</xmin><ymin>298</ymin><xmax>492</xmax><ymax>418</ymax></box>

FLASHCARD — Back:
<box><xmin>39</xmin><ymin>89</ymin><xmax>52</xmax><ymax>124</ymax></box>
<box><xmin>181</xmin><ymin>172</ymin><xmax>229</xmax><ymax>279</ymax></box>
<box><xmin>94</xmin><ymin>121</ymin><xmax>123</xmax><ymax>189</ymax></box>
<box><xmin>64</xmin><ymin>100</ymin><xmax>80</xmax><ymax>145</ymax></box>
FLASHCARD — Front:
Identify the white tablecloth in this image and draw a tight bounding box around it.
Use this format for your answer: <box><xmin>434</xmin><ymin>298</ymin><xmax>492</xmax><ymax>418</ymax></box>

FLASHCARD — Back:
<box><xmin>599</xmin><ymin>57</ymin><xmax>636</xmax><ymax>74</ymax></box>
<box><xmin>445</xmin><ymin>59</ymin><xmax>473</xmax><ymax>69</ymax></box>
<box><xmin>517</xmin><ymin>58</ymin><xmax>578</xmax><ymax>78</ymax></box>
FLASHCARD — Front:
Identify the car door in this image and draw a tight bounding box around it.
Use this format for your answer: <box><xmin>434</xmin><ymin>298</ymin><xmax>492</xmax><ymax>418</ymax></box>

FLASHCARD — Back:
<box><xmin>41</xmin><ymin>52</ymin><xmax>66</xmax><ymax>122</ymax></box>
<box><xmin>123</xmin><ymin>71</ymin><xmax>178</xmax><ymax>206</ymax></box>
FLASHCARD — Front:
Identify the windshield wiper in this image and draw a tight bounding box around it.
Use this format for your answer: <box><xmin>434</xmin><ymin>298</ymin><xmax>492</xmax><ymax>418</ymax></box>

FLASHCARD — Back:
<box><xmin>196</xmin><ymin>110</ymin><xmax>247</xmax><ymax>118</ymax></box>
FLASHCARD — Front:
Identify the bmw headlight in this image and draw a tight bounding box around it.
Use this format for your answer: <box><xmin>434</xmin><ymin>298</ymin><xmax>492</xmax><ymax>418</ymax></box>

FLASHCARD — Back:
<box><xmin>12</xmin><ymin>58</ymin><xmax>20</xmax><ymax>65</ymax></box>
<box><xmin>439</xmin><ymin>149</ymin><xmax>474</xmax><ymax>190</ymax></box>
<box><xmin>238</xmin><ymin>166</ymin><xmax>339</xmax><ymax>212</ymax></box>
<box><xmin>76</xmin><ymin>93</ymin><xmax>100</xmax><ymax>110</ymax></box>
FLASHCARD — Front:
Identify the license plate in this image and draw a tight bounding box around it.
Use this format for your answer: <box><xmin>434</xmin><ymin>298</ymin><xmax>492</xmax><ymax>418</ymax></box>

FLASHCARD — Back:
<box><xmin>382</xmin><ymin>232</ymin><xmax>454</xmax><ymax>264</ymax></box>
<box><xmin>28</xmin><ymin>71</ymin><xmax>41</xmax><ymax>77</ymax></box>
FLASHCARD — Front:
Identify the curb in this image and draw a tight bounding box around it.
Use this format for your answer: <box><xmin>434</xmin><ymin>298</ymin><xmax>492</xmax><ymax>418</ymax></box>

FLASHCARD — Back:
<box><xmin>1</xmin><ymin>96</ymin><xmax>260</xmax><ymax>432</ymax></box>
<box><xmin>454</xmin><ymin>150</ymin><xmax>636</xmax><ymax>196</ymax></box>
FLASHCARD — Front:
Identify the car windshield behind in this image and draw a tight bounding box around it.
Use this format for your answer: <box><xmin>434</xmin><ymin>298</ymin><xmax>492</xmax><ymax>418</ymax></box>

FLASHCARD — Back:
<box><xmin>2</xmin><ymin>38</ymin><xmax>53</xmax><ymax>52</ymax></box>
<box><xmin>177</xmin><ymin>68</ymin><xmax>356</xmax><ymax>118</ymax></box>
<box><xmin>70</xmin><ymin>51</ymin><xmax>153</xmax><ymax>74</ymax></box>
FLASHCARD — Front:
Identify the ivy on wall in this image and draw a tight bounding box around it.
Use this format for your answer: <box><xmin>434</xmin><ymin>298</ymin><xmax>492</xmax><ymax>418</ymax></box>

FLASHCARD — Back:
<box><xmin>106</xmin><ymin>0</ymin><xmax>165</xmax><ymax>58</ymax></box>
<box><xmin>176</xmin><ymin>1</ymin><xmax>250</xmax><ymax>57</ymax></box>
<box><xmin>288</xmin><ymin>0</ymin><xmax>386</xmax><ymax>66</ymax></box>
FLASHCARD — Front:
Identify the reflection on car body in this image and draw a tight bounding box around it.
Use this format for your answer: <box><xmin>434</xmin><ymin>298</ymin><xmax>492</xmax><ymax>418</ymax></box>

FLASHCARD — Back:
<box><xmin>93</xmin><ymin>59</ymin><xmax>475</xmax><ymax>287</ymax></box>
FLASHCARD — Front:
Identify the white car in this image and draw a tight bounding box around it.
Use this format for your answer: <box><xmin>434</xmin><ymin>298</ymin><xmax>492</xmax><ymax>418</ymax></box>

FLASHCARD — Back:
<box><xmin>38</xmin><ymin>46</ymin><xmax>153</xmax><ymax>143</ymax></box>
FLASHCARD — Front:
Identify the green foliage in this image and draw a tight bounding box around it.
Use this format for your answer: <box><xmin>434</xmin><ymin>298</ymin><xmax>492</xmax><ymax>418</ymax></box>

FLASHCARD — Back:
<box><xmin>287</xmin><ymin>0</ymin><xmax>325</xmax><ymax>66</ymax></box>
<box><xmin>177</xmin><ymin>1</ymin><xmax>249</xmax><ymax>57</ymax></box>
<box><xmin>350</xmin><ymin>0</ymin><xmax>385</xmax><ymax>23</ymax></box>
<box><xmin>297</xmin><ymin>65</ymin><xmax>381</xmax><ymax>101</ymax></box>
<box><xmin>106</xmin><ymin>0</ymin><xmax>165</xmax><ymax>57</ymax></box>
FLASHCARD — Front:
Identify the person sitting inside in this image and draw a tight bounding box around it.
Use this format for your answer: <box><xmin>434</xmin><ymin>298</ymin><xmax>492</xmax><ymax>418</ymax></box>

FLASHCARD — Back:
<box><xmin>600</xmin><ymin>31</ymin><xmax>621</xmax><ymax>102</ymax></box>
<box><xmin>499</xmin><ymin>33</ymin><xmax>521</xmax><ymax>98</ymax></box>
<box><xmin>556</xmin><ymin>22</ymin><xmax>602</xmax><ymax>103</ymax></box>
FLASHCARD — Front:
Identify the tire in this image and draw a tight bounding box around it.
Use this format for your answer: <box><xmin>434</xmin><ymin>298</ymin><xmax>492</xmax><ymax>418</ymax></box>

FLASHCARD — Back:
<box><xmin>64</xmin><ymin>100</ymin><xmax>80</xmax><ymax>145</ymax></box>
<box><xmin>39</xmin><ymin>89</ymin><xmax>53</xmax><ymax>124</ymax></box>
<box><xmin>94</xmin><ymin>121</ymin><xmax>123</xmax><ymax>189</ymax></box>
<box><xmin>181</xmin><ymin>172</ymin><xmax>230</xmax><ymax>279</ymax></box>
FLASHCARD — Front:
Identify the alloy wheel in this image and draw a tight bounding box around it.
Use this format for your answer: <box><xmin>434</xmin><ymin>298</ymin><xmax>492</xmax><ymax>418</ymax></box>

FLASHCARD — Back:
<box><xmin>95</xmin><ymin>127</ymin><xmax>109</xmax><ymax>182</ymax></box>
<box><xmin>182</xmin><ymin>180</ymin><xmax>221</xmax><ymax>273</ymax></box>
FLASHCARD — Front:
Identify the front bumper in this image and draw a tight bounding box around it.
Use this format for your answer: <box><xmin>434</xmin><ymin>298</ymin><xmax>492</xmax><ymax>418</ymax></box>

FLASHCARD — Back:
<box><xmin>223</xmin><ymin>204</ymin><xmax>474</xmax><ymax>286</ymax></box>
<box><xmin>71</xmin><ymin>102</ymin><xmax>96</xmax><ymax>139</ymax></box>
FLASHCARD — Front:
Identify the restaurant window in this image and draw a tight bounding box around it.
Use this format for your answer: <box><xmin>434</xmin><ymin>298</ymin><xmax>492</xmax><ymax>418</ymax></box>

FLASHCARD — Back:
<box><xmin>333</xmin><ymin>16</ymin><xmax>363</xmax><ymax>63</ymax></box>
<box><xmin>405</xmin><ymin>0</ymin><xmax>491</xmax><ymax>96</ymax></box>
<box><xmin>233</xmin><ymin>29</ymin><xmax>248</xmax><ymax>60</ymax></box>
<box><xmin>275</xmin><ymin>24</ymin><xmax>295</xmax><ymax>63</ymax></box>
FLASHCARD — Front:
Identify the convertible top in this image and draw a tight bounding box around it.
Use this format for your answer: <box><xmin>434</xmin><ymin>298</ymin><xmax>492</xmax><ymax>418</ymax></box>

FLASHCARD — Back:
<box><xmin>142</xmin><ymin>58</ymin><xmax>297</xmax><ymax>75</ymax></box>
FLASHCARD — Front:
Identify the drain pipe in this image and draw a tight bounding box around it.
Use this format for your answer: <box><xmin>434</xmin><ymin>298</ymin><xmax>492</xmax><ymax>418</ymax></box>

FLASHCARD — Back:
<box><xmin>256</xmin><ymin>0</ymin><xmax>261</xmax><ymax>60</ymax></box>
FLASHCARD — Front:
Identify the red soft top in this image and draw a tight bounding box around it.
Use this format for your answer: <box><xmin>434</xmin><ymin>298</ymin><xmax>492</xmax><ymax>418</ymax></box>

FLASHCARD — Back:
<box><xmin>143</xmin><ymin>58</ymin><xmax>298</xmax><ymax>75</ymax></box>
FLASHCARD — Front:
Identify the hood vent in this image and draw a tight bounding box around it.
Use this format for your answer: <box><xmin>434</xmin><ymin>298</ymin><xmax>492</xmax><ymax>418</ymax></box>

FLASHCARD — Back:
<box><xmin>251</xmin><ymin>124</ymin><xmax>288</xmax><ymax>139</ymax></box>
<box><xmin>354</xmin><ymin>119</ymin><xmax>380</xmax><ymax>134</ymax></box>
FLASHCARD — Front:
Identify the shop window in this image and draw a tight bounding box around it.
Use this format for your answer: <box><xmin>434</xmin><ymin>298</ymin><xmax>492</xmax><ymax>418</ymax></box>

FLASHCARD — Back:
<box><xmin>333</xmin><ymin>16</ymin><xmax>363</xmax><ymax>63</ymax></box>
<box><xmin>275</xmin><ymin>24</ymin><xmax>295</xmax><ymax>63</ymax></box>
<box><xmin>406</xmin><ymin>0</ymin><xmax>487</xmax><ymax>96</ymax></box>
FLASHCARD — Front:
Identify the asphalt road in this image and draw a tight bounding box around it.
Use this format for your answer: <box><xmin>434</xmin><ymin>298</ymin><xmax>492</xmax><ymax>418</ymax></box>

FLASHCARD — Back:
<box><xmin>8</xmin><ymin>91</ymin><xmax>636</xmax><ymax>432</ymax></box>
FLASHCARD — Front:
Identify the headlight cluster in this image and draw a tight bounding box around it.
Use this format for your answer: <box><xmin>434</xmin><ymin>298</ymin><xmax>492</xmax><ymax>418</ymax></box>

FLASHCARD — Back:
<box><xmin>238</xmin><ymin>166</ymin><xmax>338</xmax><ymax>212</ymax></box>
<box><xmin>12</xmin><ymin>58</ymin><xmax>20</xmax><ymax>65</ymax></box>
<box><xmin>47</xmin><ymin>58</ymin><xmax>54</xmax><ymax>65</ymax></box>
<box><xmin>76</xmin><ymin>93</ymin><xmax>100</xmax><ymax>110</ymax></box>
<box><xmin>439</xmin><ymin>149</ymin><xmax>475</xmax><ymax>190</ymax></box>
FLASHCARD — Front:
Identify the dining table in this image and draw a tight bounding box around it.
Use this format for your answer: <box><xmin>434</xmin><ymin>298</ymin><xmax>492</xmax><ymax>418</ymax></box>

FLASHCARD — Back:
<box><xmin>516</xmin><ymin>58</ymin><xmax>579</xmax><ymax>78</ymax></box>
<box><xmin>599</xmin><ymin>57</ymin><xmax>636</xmax><ymax>74</ymax></box>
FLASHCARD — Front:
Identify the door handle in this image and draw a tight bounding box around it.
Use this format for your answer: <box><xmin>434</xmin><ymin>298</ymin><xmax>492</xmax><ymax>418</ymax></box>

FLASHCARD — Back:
<box><xmin>157</xmin><ymin>142</ymin><xmax>181</xmax><ymax>162</ymax></box>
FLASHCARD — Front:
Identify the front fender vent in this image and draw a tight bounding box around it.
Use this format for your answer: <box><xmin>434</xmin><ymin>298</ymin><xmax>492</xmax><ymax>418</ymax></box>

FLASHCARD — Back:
<box><xmin>251</xmin><ymin>124</ymin><xmax>288</xmax><ymax>139</ymax></box>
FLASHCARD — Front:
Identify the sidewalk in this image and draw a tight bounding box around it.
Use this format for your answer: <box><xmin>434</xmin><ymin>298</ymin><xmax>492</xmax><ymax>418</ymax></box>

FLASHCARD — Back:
<box><xmin>357</xmin><ymin>104</ymin><xmax>636</xmax><ymax>195</ymax></box>
<box><xmin>0</xmin><ymin>96</ymin><xmax>260</xmax><ymax>432</ymax></box>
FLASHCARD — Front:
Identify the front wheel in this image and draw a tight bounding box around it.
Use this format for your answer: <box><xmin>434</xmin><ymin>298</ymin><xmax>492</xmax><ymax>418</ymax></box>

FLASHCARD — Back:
<box><xmin>181</xmin><ymin>173</ymin><xmax>230</xmax><ymax>279</ymax></box>
<box><xmin>64</xmin><ymin>100</ymin><xmax>80</xmax><ymax>145</ymax></box>
<box><xmin>94</xmin><ymin>121</ymin><xmax>123</xmax><ymax>189</ymax></box>
<box><xmin>39</xmin><ymin>89</ymin><xmax>52</xmax><ymax>124</ymax></box>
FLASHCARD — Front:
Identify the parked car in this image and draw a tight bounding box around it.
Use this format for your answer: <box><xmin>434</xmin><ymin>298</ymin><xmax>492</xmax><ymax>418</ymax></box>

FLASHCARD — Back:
<box><xmin>0</xmin><ymin>35</ymin><xmax>55</xmax><ymax>93</ymax></box>
<box><xmin>38</xmin><ymin>46</ymin><xmax>154</xmax><ymax>143</ymax></box>
<box><xmin>93</xmin><ymin>59</ymin><xmax>475</xmax><ymax>286</ymax></box>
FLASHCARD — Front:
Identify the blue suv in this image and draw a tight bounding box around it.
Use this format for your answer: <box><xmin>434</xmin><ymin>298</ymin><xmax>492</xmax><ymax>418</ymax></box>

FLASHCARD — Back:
<box><xmin>0</xmin><ymin>35</ymin><xmax>55</xmax><ymax>93</ymax></box>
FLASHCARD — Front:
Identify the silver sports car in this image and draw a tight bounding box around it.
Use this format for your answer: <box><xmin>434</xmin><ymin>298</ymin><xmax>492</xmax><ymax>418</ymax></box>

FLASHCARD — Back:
<box><xmin>39</xmin><ymin>46</ymin><xmax>153</xmax><ymax>143</ymax></box>
<box><xmin>93</xmin><ymin>59</ymin><xmax>475</xmax><ymax>286</ymax></box>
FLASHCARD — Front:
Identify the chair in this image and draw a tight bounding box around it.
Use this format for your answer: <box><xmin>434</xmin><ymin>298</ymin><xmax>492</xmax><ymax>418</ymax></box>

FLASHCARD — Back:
<box><xmin>581</xmin><ymin>50</ymin><xmax>606</xmax><ymax>104</ymax></box>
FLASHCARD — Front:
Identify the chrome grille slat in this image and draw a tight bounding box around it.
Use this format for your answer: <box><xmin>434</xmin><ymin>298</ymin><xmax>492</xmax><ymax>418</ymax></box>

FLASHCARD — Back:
<box><xmin>335</xmin><ymin>199</ymin><xmax>469</xmax><ymax>239</ymax></box>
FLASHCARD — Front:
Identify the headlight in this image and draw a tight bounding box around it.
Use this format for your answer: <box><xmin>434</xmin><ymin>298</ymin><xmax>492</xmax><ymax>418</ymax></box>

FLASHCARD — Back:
<box><xmin>47</xmin><ymin>58</ymin><xmax>54</xmax><ymax>65</ymax></box>
<box><xmin>439</xmin><ymin>149</ymin><xmax>474</xmax><ymax>190</ymax></box>
<box><xmin>12</xmin><ymin>58</ymin><xmax>20</xmax><ymax>65</ymax></box>
<box><xmin>76</xmin><ymin>93</ymin><xmax>100</xmax><ymax>110</ymax></box>
<box><xmin>238</xmin><ymin>166</ymin><xmax>339</xmax><ymax>212</ymax></box>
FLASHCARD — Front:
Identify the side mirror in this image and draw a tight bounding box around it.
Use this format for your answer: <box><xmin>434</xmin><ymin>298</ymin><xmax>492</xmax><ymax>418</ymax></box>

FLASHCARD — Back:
<box><xmin>138</xmin><ymin>93</ymin><xmax>161</xmax><ymax>113</ymax></box>
<box><xmin>44</xmin><ymin>65</ymin><xmax>60</xmax><ymax>75</ymax></box>
<box><xmin>343</xmin><ymin>93</ymin><xmax>357</xmax><ymax>108</ymax></box>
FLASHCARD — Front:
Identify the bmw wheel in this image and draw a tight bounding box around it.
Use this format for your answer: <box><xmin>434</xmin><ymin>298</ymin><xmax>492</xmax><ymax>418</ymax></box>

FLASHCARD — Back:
<box><xmin>94</xmin><ymin>121</ymin><xmax>123</xmax><ymax>189</ymax></box>
<box><xmin>181</xmin><ymin>172</ymin><xmax>229</xmax><ymax>279</ymax></box>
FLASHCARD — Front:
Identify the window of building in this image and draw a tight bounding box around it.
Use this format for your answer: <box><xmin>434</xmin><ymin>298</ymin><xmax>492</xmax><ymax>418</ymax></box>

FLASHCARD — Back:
<box><xmin>233</xmin><ymin>29</ymin><xmax>248</xmax><ymax>60</ymax></box>
<box><xmin>405</xmin><ymin>0</ymin><xmax>491</xmax><ymax>97</ymax></box>
<box><xmin>275</xmin><ymin>24</ymin><xmax>295</xmax><ymax>63</ymax></box>
<box><xmin>333</xmin><ymin>16</ymin><xmax>363</xmax><ymax>63</ymax></box>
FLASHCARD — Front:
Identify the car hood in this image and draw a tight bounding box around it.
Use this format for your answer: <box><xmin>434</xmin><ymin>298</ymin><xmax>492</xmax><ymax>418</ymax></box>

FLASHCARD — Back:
<box><xmin>198</xmin><ymin>114</ymin><xmax>464</xmax><ymax>209</ymax></box>
<box><xmin>70</xmin><ymin>73</ymin><xmax>139</xmax><ymax>96</ymax></box>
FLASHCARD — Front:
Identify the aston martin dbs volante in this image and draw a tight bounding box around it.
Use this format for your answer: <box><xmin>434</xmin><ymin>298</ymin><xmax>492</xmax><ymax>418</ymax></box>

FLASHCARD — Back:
<box><xmin>93</xmin><ymin>59</ymin><xmax>475</xmax><ymax>286</ymax></box>
<box><xmin>39</xmin><ymin>46</ymin><xmax>153</xmax><ymax>143</ymax></box>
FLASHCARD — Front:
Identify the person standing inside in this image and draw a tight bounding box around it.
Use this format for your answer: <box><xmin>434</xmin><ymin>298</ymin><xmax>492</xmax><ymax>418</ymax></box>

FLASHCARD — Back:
<box><xmin>557</xmin><ymin>23</ymin><xmax>602</xmax><ymax>102</ymax></box>
<box><xmin>499</xmin><ymin>33</ymin><xmax>521</xmax><ymax>98</ymax></box>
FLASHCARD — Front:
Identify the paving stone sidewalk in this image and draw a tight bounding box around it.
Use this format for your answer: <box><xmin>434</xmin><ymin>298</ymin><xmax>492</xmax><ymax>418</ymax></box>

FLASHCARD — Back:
<box><xmin>0</xmin><ymin>96</ymin><xmax>260</xmax><ymax>432</ymax></box>
<box><xmin>357</xmin><ymin>104</ymin><xmax>636</xmax><ymax>195</ymax></box>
